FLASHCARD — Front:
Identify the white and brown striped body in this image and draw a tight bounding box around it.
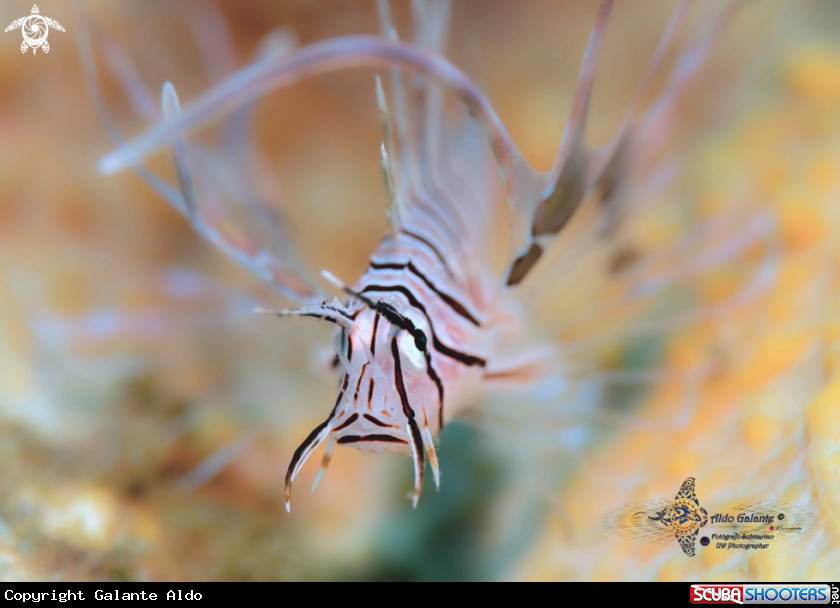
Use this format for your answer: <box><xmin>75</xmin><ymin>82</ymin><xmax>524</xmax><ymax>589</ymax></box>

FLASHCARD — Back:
<box><xmin>333</xmin><ymin>229</ymin><xmax>489</xmax><ymax>444</ymax></box>
<box><xmin>285</xmin><ymin>227</ymin><xmax>504</xmax><ymax>507</ymax></box>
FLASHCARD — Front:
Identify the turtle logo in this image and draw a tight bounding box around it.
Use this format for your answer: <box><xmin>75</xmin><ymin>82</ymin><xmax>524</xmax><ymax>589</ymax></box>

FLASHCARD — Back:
<box><xmin>5</xmin><ymin>5</ymin><xmax>65</xmax><ymax>55</ymax></box>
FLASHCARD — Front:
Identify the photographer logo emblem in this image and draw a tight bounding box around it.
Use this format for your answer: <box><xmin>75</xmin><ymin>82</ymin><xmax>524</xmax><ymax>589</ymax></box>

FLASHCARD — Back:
<box><xmin>5</xmin><ymin>5</ymin><xmax>65</xmax><ymax>55</ymax></box>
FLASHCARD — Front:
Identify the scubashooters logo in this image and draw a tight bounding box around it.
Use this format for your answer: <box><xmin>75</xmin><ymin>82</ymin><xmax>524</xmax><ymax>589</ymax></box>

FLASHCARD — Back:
<box><xmin>690</xmin><ymin>584</ymin><xmax>833</xmax><ymax>605</ymax></box>
<box><xmin>603</xmin><ymin>477</ymin><xmax>817</xmax><ymax>558</ymax></box>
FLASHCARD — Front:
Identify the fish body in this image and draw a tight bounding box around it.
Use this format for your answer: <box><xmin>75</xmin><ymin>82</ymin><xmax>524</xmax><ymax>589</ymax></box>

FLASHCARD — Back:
<box><xmin>288</xmin><ymin>207</ymin><xmax>526</xmax><ymax>506</ymax></box>
<box><xmin>347</xmin><ymin>229</ymin><xmax>490</xmax><ymax>440</ymax></box>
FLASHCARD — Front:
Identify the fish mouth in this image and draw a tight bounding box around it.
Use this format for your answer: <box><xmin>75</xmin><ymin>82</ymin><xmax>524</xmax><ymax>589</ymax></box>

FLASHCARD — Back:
<box><xmin>283</xmin><ymin>413</ymin><xmax>437</xmax><ymax>511</ymax></box>
<box><xmin>336</xmin><ymin>434</ymin><xmax>408</xmax><ymax>445</ymax></box>
<box><xmin>329</xmin><ymin>410</ymin><xmax>406</xmax><ymax>447</ymax></box>
<box><xmin>284</xmin><ymin>329</ymin><xmax>443</xmax><ymax>510</ymax></box>
<box><xmin>332</xmin><ymin>420</ymin><xmax>411</xmax><ymax>455</ymax></box>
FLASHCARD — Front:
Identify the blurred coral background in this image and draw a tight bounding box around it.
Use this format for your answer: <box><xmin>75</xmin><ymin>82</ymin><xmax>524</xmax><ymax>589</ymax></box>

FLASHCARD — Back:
<box><xmin>1</xmin><ymin>0</ymin><xmax>839</xmax><ymax>581</ymax></box>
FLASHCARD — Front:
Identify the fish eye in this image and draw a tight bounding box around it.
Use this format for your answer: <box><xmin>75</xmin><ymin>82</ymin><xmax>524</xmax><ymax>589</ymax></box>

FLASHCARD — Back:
<box><xmin>398</xmin><ymin>331</ymin><xmax>427</xmax><ymax>373</ymax></box>
<box><xmin>413</xmin><ymin>330</ymin><xmax>427</xmax><ymax>352</ymax></box>
<box><xmin>400</xmin><ymin>309</ymin><xmax>430</xmax><ymax>355</ymax></box>
<box><xmin>333</xmin><ymin>329</ymin><xmax>348</xmax><ymax>356</ymax></box>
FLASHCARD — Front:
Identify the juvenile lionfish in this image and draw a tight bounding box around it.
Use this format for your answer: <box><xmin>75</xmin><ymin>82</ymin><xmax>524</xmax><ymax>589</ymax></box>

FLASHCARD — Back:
<box><xmin>86</xmin><ymin>0</ymin><xmax>734</xmax><ymax>511</ymax></box>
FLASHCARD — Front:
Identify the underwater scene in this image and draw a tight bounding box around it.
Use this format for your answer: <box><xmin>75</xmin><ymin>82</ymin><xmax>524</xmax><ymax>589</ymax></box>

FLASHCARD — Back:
<box><xmin>0</xmin><ymin>0</ymin><xmax>839</xmax><ymax>582</ymax></box>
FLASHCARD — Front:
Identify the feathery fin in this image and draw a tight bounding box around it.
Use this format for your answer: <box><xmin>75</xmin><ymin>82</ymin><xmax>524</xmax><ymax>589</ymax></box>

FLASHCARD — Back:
<box><xmin>254</xmin><ymin>303</ymin><xmax>354</xmax><ymax>329</ymax></box>
<box><xmin>506</xmin><ymin>0</ymin><xmax>730</xmax><ymax>286</ymax></box>
<box><xmin>405</xmin><ymin>422</ymin><xmax>425</xmax><ymax>507</ymax></box>
<box><xmin>285</xmin><ymin>420</ymin><xmax>332</xmax><ymax>512</ymax></box>
<box><xmin>95</xmin><ymin>35</ymin><xmax>538</xmax><ymax>250</ymax></box>
<box><xmin>311</xmin><ymin>437</ymin><xmax>336</xmax><ymax>492</ymax></box>
<box><xmin>421</xmin><ymin>426</ymin><xmax>440</xmax><ymax>490</ymax></box>
<box><xmin>506</xmin><ymin>0</ymin><xmax>613</xmax><ymax>285</ymax></box>
<box><xmin>80</xmin><ymin>24</ymin><xmax>322</xmax><ymax>303</ymax></box>
<box><xmin>93</xmin><ymin>2</ymin><xmax>729</xmax><ymax>296</ymax></box>
<box><xmin>380</xmin><ymin>142</ymin><xmax>401</xmax><ymax>231</ymax></box>
<box><xmin>161</xmin><ymin>82</ymin><xmax>200</xmax><ymax>222</ymax></box>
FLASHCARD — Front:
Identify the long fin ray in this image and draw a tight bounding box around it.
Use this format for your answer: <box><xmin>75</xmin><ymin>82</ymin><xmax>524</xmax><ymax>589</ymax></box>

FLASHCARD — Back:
<box><xmin>505</xmin><ymin>0</ymin><xmax>732</xmax><ymax>286</ymax></box>
<box><xmin>95</xmin><ymin>35</ymin><xmax>541</xmax><ymax>256</ymax></box>
<box><xmin>93</xmin><ymin>4</ymin><xmax>731</xmax><ymax>295</ymax></box>
<box><xmin>79</xmin><ymin>20</ymin><xmax>322</xmax><ymax>303</ymax></box>
<box><xmin>507</xmin><ymin>0</ymin><xmax>614</xmax><ymax>285</ymax></box>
